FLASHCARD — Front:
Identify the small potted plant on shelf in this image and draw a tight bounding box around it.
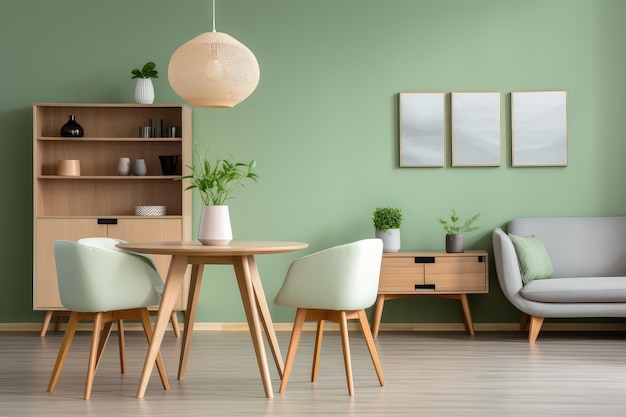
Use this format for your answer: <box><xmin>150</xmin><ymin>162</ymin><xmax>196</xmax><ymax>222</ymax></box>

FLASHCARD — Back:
<box><xmin>179</xmin><ymin>146</ymin><xmax>258</xmax><ymax>246</ymax></box>
<box><xmin>372</xmin><ymin>207</ymin><xmax>403</xmax><ymax>252</ymax></box>
<box><xmin>131</xmin><ymin>61</ymin><xmax>159</xmax><ymax>104</ymax></box>
<box><xmin>437</xmin><ymin>209</ymin><xmax>480</xmax><ymax>253</ymax></box>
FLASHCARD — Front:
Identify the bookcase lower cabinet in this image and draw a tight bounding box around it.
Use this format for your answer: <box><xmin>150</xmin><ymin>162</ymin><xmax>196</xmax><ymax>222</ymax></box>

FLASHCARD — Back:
<box><xmin>371</xmin><ymin>251</ymin><xmax>489</xmax><ymax>337</ymax></box>
<box><xmin>35</xmin><ymin>218</ymin><xmax>184</xmax><ymax>309</ymax></box>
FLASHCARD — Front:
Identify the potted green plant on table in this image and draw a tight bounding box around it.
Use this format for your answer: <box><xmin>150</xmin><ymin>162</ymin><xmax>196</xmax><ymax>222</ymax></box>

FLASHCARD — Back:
<box><xmin>437</xmin><ymin>209</ymin><xmax>480</xmax><ymax>253</ymax></box>
<box><xmin>131</xmin><ymin>61</ymin><xmax>159</xmax><ymax>104</ymax></box>
<box><xmin>372</xmin><ymin>207</ymin><xmax>403</xmax><ymax>252</ymax></box>
<box><xmin>180</xmin><ymin>147</ymin><xmax>258</xmax><ymax>245</ymax></box>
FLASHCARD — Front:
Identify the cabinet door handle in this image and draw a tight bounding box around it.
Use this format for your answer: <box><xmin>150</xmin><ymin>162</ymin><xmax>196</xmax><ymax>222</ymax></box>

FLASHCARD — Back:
<box><xmin>415</xmin><ymin>284</ymin><xmax>436</xmax><ymax>291</ymax></box>
<box><xmin>97</xmin><ymin>218</ymin><xmax>118</xmax><ymax>225</ymax></box>
<box><xmin>414</xmin><ymin>257</ymin><xmax>435</xmax><ymax>263</ymax></box>
<box><xmin>478</xmin><ymin>256</ymin><xmax>485</xmax><ymax>262</ymax></box>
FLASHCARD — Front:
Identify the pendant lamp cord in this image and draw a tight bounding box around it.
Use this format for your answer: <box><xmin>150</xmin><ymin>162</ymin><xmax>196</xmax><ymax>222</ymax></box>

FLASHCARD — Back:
<box><xmin>212</xmin><ymin>0</ymin><xmax>217</xmax><ymax>32</ymax></box>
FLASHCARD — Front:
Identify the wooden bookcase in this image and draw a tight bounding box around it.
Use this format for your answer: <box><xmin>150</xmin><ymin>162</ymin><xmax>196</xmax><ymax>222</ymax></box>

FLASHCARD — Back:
<box><xmin>33</xmin><ymin>103</ymin><xmax>192</xmax><ymax>325</ymax></box>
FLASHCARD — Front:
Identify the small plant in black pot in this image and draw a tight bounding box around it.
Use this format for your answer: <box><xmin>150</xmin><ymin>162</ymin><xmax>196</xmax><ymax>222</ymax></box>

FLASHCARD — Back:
<box><xmin>437</xmin><ymin>209</ymin><xmax>480</xmax><ymax>253</ymax></box>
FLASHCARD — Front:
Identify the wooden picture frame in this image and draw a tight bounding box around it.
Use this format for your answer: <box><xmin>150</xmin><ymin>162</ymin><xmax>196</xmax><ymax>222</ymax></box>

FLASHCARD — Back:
<box><xmin>511</xmin><ymin>91</ymin><xmax>568</xmax><ymax>167</ymax></box>
<box><xmin>451</xmin><ymin>91</ymin><xmax>502</xmax><ymax>167</ymax></box>
<box><xmin>399</xmin><ymin>92</ymin><xmax>445</xmax><ymax>167</ymax></box>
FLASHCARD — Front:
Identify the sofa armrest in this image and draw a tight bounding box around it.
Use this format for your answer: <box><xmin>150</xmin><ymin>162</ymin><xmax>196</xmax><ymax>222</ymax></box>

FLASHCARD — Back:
<box><xmin>492</xmin><ymin>227</ymin><xmax>524</xmax><ymax>302</ymax></box>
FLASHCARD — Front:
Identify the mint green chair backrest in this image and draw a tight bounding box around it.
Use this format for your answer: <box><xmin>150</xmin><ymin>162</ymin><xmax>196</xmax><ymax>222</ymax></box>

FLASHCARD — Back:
<box><xmin>54</xmin><ymin>238</ymin><xmax>162</xmax><ymax>312</ymax></box>
<box><xmin>274</xmin><ymin>239</ymin><xmax>383</xmax><ymax>311</ymax></box>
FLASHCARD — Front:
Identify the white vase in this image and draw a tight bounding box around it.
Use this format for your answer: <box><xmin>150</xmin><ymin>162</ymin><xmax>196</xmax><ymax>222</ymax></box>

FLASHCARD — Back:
<box><xmin>134</xmin><ymin>78</ymin><xmax>155</xmax><ymax>104</ymax></box>
<box><xmin>117</xmin><ymin>157</ymin><xmax>131</xmax><ymax>176</ymax></box>
<box><xmin>198</xmin><ymin>205</ymin><xmax>233</xmax><ymax>246</ymax></box>
<box><xmin>375</xmin><ymin>228</ymin><xmax>401</xmax><ymax>253</ymax></box>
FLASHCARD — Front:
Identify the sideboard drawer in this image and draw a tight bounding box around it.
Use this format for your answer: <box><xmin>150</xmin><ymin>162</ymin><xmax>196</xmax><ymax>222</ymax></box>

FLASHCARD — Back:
<box><xmin>379</xmin><ymin>257</ymin><xmax>425</xmax><ymax>292</ymax></box>
<box><xmin>425</xmin><ymin>256</ymin><xmax>487</xmax><ymax>292</ymax></box>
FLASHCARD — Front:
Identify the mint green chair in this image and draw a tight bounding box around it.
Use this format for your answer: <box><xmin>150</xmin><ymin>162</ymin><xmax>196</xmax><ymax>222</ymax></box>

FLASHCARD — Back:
<box><xmin>274</xmin><ymin>239</ymin><xmax>385</xmax><ymax>395</ymax></box>
<box><xmin>47</xmin><ymin>238</ymin><xmax>169</xmax><ymax>399</ymax></box>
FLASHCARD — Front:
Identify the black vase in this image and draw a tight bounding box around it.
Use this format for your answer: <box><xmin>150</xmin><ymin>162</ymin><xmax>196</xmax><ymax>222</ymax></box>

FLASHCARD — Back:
<box><xmin>60</xmin><ymin>115</ymin><xmax>84</xmax><ymax>137</ymax></box>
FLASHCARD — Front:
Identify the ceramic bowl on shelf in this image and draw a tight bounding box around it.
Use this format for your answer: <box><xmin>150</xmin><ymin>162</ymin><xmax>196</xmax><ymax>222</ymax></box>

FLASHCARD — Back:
<box><xmin>134</xmin><ymin>205</ymin><xmax>167</xmax><ymax>216</ymax></box>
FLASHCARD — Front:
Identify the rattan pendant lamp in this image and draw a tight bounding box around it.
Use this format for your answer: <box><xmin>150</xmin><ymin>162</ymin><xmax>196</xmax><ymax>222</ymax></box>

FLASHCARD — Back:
<box><xmin>168</xmin><ymin>0</ymin><xmax>260</xmax><ymax>108</ymax></box>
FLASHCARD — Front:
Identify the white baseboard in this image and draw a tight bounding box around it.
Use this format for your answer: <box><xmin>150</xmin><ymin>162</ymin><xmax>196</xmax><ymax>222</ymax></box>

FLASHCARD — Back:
<box><xmin>4</xmin><ymin>322</ymin><xmax>626</xmax><ymax>333</ymax></box>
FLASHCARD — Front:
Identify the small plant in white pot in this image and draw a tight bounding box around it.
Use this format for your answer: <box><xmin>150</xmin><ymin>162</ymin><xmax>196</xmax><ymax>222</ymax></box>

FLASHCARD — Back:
<box><xmin>131</xmin><ymin>61</ymin><xmax>159</xmax><ymax>104</ymax></box>
<box><xmin>437</xmin><ymin>209</ymin><xmax>480</xmax><ymax>253</ymax></box>
<box><xmin>372</xmin><ymin>207</ymin><xmax>403</xmax><ymax>252</ymax></box>
<box><xmin>180</xmin><ymin>147</ymin><xmax>258</xmax><ymax>245</ymax></box>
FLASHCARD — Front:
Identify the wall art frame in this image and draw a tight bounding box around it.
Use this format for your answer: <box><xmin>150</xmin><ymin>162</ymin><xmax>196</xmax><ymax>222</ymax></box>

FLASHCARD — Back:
<box><xmin>451</xmin><ymin>91</ymin><xmax>502</xmax><ymax>167</ymax></box>
<box><xmin>511</xmin><ymin>90</ymin><xmax>568</xmax><ymax>167</ymax></box>
<box><xmin>398</xmin><ymin>92</ymin><xmax>445</xmax><ymax>167</ymax></box>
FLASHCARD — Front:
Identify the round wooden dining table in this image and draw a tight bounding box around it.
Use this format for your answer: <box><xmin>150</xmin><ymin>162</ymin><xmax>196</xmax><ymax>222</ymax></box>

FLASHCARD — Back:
<box><xmin>117</xmin><ymin>240</ymin><xmax>308</xmax><ymax>398</ymax></box>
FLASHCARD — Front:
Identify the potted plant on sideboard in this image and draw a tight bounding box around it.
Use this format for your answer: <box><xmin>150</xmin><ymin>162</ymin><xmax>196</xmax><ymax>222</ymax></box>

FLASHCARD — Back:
<box><xmin>131</xmin><ymin>61</ymin><xmax>159</xmax><ymax>104</ymax></box>
<box><xmin>372</xmin><ymin>207</ymin><xmax>403</xmax><ymax>252</ymax></box>
<box><xmin>437</xmin><ymin>209</ymin><xmax>480</xmax><ymax>253</ymax></box>
<box><xmin>180</xmin><ymin>147</ymin><xmax>258</xmax><ymax>245</ymax></box>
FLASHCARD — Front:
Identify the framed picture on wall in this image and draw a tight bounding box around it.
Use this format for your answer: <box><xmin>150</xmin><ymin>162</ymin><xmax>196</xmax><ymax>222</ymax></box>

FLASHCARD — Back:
<box><xmin>399</xmin><ymin>92</ymin><xmax>445</xmax><ymax>167</ymax></box>
<box><xmin>511</xmin><ymin>91</ymin><xmax>568</xmax><ymax>167</ymax></box>
<box><xmin>451</xmin><ymin>91</ymin><xmax>502</xmax><ymax>167</ymax></box>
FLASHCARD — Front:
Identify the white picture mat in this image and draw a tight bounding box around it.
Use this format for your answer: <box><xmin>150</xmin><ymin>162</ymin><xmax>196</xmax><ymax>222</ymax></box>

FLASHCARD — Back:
<box><xmin>399</xmin><ymin>92</ymin><xmax>445</xmax><ymax>167</ymax></box>
<box><xmin>451</xmin><ymin>92</ymin><xmax>502</xmax><ymax>166</ymax></box>
<box><xmin>512</xmin><ymin>91</ymin><xmax>568</xmax><ymax>167</ymax></box>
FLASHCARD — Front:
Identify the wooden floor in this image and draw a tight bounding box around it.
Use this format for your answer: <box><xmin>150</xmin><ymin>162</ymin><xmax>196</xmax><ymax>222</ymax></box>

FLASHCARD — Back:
<box><xmin>2</xmin><ymin>329</ymin><xmax>626</xmax><ymax>416</ymax></box>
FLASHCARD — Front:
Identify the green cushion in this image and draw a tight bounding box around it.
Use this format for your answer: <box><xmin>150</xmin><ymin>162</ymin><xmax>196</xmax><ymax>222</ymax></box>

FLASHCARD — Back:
<box><xmin>508</xmin><ymin>233</ymin><xmax>554</xmax><ymax>284</ymax></box>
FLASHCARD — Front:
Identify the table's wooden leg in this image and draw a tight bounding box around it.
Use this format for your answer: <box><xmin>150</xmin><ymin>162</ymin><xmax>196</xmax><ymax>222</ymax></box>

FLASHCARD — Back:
<box><xmin>459</xmin><ymin>294</ymin><xmax>475</xmax><ymax>336</ymax></box>
<box><xmin>248</xmin><ymin>256</ymin><xmax>284</xmax><ymax>378</ymax></box>
<box><xmin>136</xmin><ymin>255</ymin><xmax>187</xmax><ymax>399</ymax></box>
<box><xmin>371</xmin><ymin>294</ymin><xmax>386</xmax><ymax>337</ymax></box>
<box><xmin>233</xmin><ymin>256</ymin><xmax>273</xmax><ymax>398</ymax></box>
<box><xmin>178</xmin><ymin>264</ymin><xmax>204</xmax><ymax>380</ymax></box>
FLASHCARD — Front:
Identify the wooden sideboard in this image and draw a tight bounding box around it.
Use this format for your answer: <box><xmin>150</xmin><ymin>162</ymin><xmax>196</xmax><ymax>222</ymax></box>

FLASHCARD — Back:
<box><xmin>371</xmin><ymin>251</ymin><xmax>488</xmax><ymax>336</ymax></box>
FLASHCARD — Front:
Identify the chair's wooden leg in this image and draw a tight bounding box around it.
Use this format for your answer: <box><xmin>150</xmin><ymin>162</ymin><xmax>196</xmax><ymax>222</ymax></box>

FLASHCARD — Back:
<box><xmin>528</xmin><ymin>315</ymin><xmax>544</xmax><ymax>343</ymax></box>
<box><xmin>279</xmin><ymin>308</ymin><xmax>307</xmax><ymax>394</ymax></box>
<box><xmin>311</xmin><ymin>320</ymin><xmax>324</xmax><ymax>382</ymax></box>
<box><xmin>47</xmin><ymin>312</ymin><xmax>80</xmax><ymax>392</ymax></box>
<box><xmin>520</xmin><ymin>312</ymin><xmax>529</xmax><ymax>331</ymax></box>
<box><xmin>85</xmin><ymin>313</ymin><xmax>103</xmax><ymax>400</ymax></box>
<box><xmin>115</xmin><ymin>321</ymin><xmax>125</xmax><ymax>373</ymax></box>
<box><xmin>170</xmin><ymin>312</ymin><xmax>180</xmax><ymax>337</ymax></box>
<box><xmin>40</xmin><ymin>310</ymin><xmax>54</xmax><ymax>337</ymax></box>
<box><xmin>338</xmin><ymin>310</ymin><xmax>354</xmax><ymax>396</ymax></box>
<box><xmin>96</xmin><ymin>321</ymin><xmax>115</xmax><ymax>372</ymax></box>
<box><xmin>357</xmin><ymin>310</ymin><xmax>385</xmax><ymax>386</ymax></box>
<box><xmin>139</xmin><ymin>308</ymin><xmax>169</xmax><ymax>390</ymax></box>
<box><xmin>54</xmin><ymin>314</ymin><xmax>64</xmax><ymax>332</ymax></box>
<box><xmin>371</xmin><ymin>295</ymin><xmax>385</xmax><ymax>338</ymax></box>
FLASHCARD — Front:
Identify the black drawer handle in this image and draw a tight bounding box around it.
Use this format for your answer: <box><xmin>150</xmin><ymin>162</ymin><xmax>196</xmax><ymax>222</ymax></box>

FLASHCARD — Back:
<box><xmin>415</xmin><ymin>284</ymin><xmax>436</xmax><ymax>291</ymax></box>
<box><xmin>415</xmin><ymin>257</ymin><xmax>435</xmax><ymax>263</ymax></box>
<box><xmin>97</xmin><ymin>218</ymin><xmax>118</xmax><ymax>225</ymax></box>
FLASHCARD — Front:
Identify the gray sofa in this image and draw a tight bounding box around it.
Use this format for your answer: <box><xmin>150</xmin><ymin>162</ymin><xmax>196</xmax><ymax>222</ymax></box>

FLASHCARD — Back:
<box><xmin>492</xmin><ymin>217</ymin><xmax>626</xmax><ymax>342</ymax></box>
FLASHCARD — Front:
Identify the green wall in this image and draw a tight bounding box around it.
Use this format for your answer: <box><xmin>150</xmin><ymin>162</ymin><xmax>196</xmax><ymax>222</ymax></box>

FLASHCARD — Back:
<box><xmin>2</xmin><ymin>0</ymin><xmax>625</xmax><ymax>324</ymax></box>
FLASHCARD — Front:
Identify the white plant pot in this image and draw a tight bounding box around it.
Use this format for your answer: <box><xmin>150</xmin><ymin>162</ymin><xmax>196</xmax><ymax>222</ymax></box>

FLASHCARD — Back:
<box><xmin>198</xmin><ymin>205</ymin><xmax>233</xmax><ymax>246</ymax></box>
<box><xmin>134</xmin><ymin>78</ymin><xmax>155</xmax><ymax>104</ymax></box>
<box><xmin>375</xmin><ymin>228</ymin><xmax>401</xmax><ymax>253</ymax></box>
